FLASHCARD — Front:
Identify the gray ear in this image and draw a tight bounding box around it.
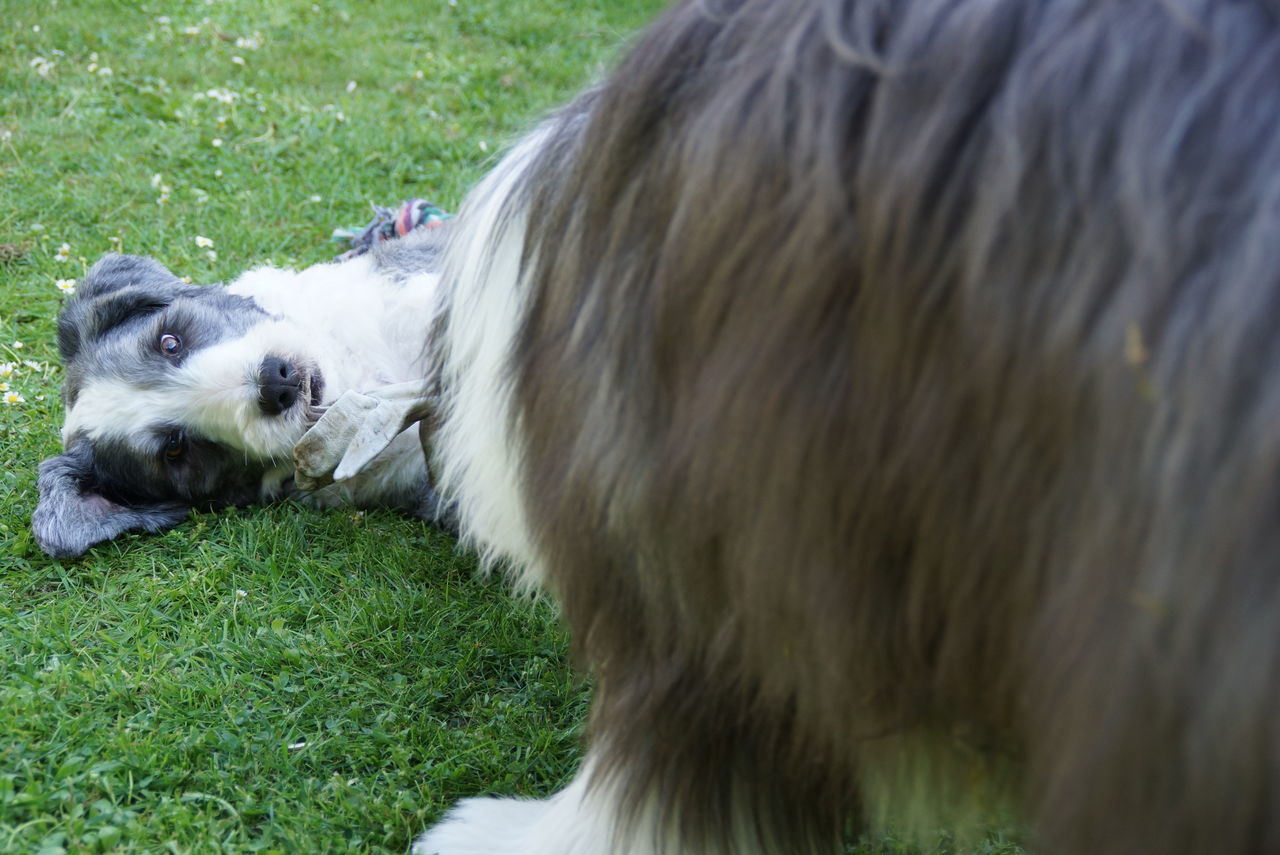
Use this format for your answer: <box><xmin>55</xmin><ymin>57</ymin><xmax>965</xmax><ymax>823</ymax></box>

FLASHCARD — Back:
<box><xmin>32</xmin><ymin>444</ymin><xmax>189</xmax><ymax>559</ymax></box>
<box><xmin>57</xmin><ymin>254</ymin><xmax>184</xmax><ymax>362</ymax></box>
<box><xmin>77</xmin><ymin>253</ymin><xmax>183</xmax><ymax>302</ymax></box>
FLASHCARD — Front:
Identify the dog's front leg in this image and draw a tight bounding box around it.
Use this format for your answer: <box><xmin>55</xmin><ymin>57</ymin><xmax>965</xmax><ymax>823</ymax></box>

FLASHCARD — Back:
<box><xmin>413</xmin><ymin>756</ymin><xmax>666</xmax><ymax>855</ymax></box>
<box><xmin>413</xmin><ymin>741</ymin><xmax>811</xmax><ymax>855</ymax></box>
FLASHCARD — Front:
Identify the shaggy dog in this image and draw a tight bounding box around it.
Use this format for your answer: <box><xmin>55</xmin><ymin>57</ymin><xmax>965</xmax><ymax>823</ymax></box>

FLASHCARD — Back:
<box><xmin>32</xmin><ymin>229</ymin><xmax>449</xmax><ymax>559</ymax></box>
<box><xmin>400</xmin><ymin>0</ymin><xmax>1280</xmax><ymax>852</ymax></box>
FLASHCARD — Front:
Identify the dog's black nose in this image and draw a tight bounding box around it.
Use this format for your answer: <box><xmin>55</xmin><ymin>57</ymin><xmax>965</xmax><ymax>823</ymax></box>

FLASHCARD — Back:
<box><xmin>258</xmin><ymin>357</ymin><xmax>302</xmax><ymax>416</ymax></box>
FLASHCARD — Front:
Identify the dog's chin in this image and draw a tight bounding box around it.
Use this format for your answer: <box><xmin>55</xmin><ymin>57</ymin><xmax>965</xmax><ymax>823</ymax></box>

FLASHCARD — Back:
<box><xmin>242</xmin><ymin>399</ymin><xmax>324</xmax><ymax>462</ymax></box>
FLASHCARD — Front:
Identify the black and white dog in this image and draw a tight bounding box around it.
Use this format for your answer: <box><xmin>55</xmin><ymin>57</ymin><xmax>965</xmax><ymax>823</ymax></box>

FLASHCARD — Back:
<box><xmin>32</xmin><ymin>229</ymin><xmax>449</xmax><ymax>559</ymax></box>
<box><xmin>405</xmin><ymin>0</ymin><xmax>1280</xmax><ymax>853</ymax></box>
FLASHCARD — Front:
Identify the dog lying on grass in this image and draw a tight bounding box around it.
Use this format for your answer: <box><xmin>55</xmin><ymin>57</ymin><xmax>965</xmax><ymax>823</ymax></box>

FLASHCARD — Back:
<box><xmin>304</xmin><ymin>0</ymin><xmax>1280</xmax><ymax>852</ymax></box>
<box><xmin>32</xmin><ymin>228</ymin><xmax>451</xmax><ymax>559</ymax></box>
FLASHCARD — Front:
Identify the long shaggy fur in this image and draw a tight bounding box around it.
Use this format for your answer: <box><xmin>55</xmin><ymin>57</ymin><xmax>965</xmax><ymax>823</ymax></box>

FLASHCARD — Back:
<box><xmin>420</xmin><ymin>0</ymin><xmax>1280</xmax><ymax>853</ymax></box>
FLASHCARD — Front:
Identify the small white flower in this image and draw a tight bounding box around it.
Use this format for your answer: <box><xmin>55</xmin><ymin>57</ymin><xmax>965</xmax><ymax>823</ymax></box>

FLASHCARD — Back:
<box><xmin>414</xmin><ymin>70</ymin><xmax>424</xmax><ymax>80</ymax></box>
<box><xmin>182</xmin><ymin>25</ymin><xmax>200</xmax><ymax>35</ymax></box>
<box><xmin>203</xmin><ymin>87</ymin><xmax>239</xmax><ymax>104</ymax></box>
<box><xmin>157</xmin><ymin>16</ymin><xmax>171</xmax><ymax>25</ymax></box>
<box><xmin>479</xmin><ymin>140</ymin><xmax>488</xmax><ymax>152</ymax></box>
<box><xmin>346</xmin><ymin>80</ymin><xmax>357</xmax><ymax>93</ymax></box>
<box><xmin>55</xmin><ymin>279</ymin><xmax>76</xmax><ymax>295</ymax></box>
<box><xmin>97</xmin><ymin>67</ymin><xmax>113</xmax><ymax>77</ymax></box>
<box><xmin>0</xmin><ymin>383</ymin><xmax>7</xmax><ymax>392</ymax></box>
<box><xmin>231</xmin><ymin>55</ymin><xmax>245</xmax><ymax>66</ymax></box>
<box><xmin>309</xmin><ymin>194</ymin><xmax>322</xmax><ymax>203</ymax></box>
<box><xmin>3</xmin><ymin>391</ymin><xmax>24</xmax><ymax>405</ymax></box>
<box><xmin>55</xmin><ymin>242</ymin><xmax>71</xmax><ymax>261</ymax></box>
<box><xmin>151</xmin><ymin>173</ymin><xmax>163</xmax><ymax>188</ymax></box>
<box><xmin>206</xmin><ymin>250</ymin><xmax>218</xmax><ymax>261</ymax></box>
<box><xmin>214</xmin><ymin>169</ymin><xmax>223</xmax><ymax>178</ymax></box>
<box><xmin>180</xmin><ymin>276</ymin><xmax>193</xmax><ymax>284</ymax></box>
<box><xmin>12</xmin><ymin>341</ymin><xmax>23</xmax><ymax>349</ymax></box>
<box><xmin>195</xmin><ymin>235</ymin><xmax>214</xmax><ymax>248</ymax></box>
<box><xmin>87</xmin><ymin>62</ymin><xmax>98</xmax><ymax>73</ymax></box>
<box><xmin>236</xmin><ymin>589</ymin><xmax>247</xmax><ymax>598</ymax></box>
<box><xmin>211</xmin><ymin>137</ymin><xmax>223</xmax><ymax>148</ymax></box>
<box><xmin>22</xmin><ymin>360</ymin><xmax>40</xmax><ymax>370</ymax></box>
<box><xmin>32</xmin><ymin>24</ymin><xmax>40</xmax><ymax>32</ymax></box>
<box><xmin>0</xmin><ymin>363</ymin><xmax>14</xmax><ymax>378</ymax></box>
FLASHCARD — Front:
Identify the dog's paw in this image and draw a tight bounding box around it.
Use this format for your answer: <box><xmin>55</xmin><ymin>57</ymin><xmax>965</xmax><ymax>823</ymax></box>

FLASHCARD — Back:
<box><xmin>412</xmin><ymin>797</ymin><xmax>552</xmax><ymax>855</ymax></box>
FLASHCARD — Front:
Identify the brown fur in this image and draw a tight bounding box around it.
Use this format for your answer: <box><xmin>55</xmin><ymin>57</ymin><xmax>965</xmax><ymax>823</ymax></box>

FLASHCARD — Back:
<box><xmin>447</xmin><ymin>0</ymin><xmax>1280</xmax><ymax>852</ymax></box>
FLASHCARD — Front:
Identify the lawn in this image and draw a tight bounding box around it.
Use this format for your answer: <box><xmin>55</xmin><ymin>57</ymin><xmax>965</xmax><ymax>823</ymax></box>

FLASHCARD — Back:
<box><xmin>0</xmin><ymin>1</ymin><xmax>1022</xmax><ymax>853</ymax></box>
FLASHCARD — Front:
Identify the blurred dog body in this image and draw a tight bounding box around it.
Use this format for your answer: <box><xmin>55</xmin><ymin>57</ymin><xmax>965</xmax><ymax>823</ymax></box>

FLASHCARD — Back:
<box><xmin>414</xmin><ymin>0</ymin><xmax>1280</xmax><ymax>853</ymax></box>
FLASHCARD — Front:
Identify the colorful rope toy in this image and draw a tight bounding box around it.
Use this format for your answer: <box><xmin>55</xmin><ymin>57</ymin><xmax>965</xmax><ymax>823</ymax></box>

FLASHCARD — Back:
<box><xmin>331</xmin><ymin>198</ymin><xmax>451</xmax><ymax>262</ymax></box>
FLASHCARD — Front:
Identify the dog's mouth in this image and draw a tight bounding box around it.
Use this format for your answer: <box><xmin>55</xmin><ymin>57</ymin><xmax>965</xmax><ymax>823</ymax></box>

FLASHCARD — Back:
<box><xmin>307</xmin><ymin>368</ymin><xmax>325</xmax><ymax>409</ymax></box>
<box><xmin>303</xmin><ymin>368</ymin><xmax>326</xmax><ymax>422</ymax></box>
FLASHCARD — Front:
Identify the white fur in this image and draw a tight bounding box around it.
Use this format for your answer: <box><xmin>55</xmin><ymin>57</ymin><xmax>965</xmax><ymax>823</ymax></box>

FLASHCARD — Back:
<box><xmin>227</xmin><ymin>255</ymin><xmax>441</xmax><ymax>406</ymax></box>
<box><xmin>431</xmin><ymin>130</ymin><xmax>550</xmax><ymax>587</ymax></box>
<box><xmin>412</xmin><ymin>759</ymin><xmax>632</xmax><ymax>855</ymax></box>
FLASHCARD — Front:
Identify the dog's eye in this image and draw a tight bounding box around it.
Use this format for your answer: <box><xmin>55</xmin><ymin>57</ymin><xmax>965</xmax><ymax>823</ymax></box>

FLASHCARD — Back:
<box><xmin>163</xmin><ymin>431</ymin><xmax>186</xmax><ymax>462</ymax></box>
<box><xmin>159</xmin><ymin>333</ymin><xmax>182</xmax><ymax>356</ymax></box>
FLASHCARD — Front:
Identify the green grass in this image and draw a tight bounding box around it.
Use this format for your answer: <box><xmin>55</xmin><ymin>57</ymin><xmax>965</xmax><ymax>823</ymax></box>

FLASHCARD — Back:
<box><xmin>0</xmin><ymin>1</ymin><xmax>1024</xmax><ymax>852</ymax></box>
